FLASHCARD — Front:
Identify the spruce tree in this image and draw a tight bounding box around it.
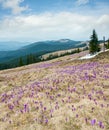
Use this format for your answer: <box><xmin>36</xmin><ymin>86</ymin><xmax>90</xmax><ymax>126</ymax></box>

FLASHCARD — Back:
<box><xmin>106</xmin><ymin>39</ymin><xmax>109</xmax><ymax>49</ymax></box>
<box><xmin>77</xmin><ymin>48</ymin><xmax>80</xmax><ymax>53</ymax></box>
<box><xmin>19</xmin><ymin>57</ymin><xmax>23</xmax><ymax>66</ymax></box>
<box><xmin>27</xmin><ymin>55</ymin><xmax>30</xmax><ymax>65</ymax></box>
<box><xmin>29</xmin><ymin>54</ymin><xmax>34</xmax><ymax>64</ymax></box>
<box><xmin>89</xmin><ymin>29</ymin><xmax>99</xmax><ymax>54</ymax></box>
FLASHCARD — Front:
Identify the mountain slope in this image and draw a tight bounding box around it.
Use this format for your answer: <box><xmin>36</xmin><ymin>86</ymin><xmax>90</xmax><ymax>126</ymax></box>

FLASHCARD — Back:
<box><xmin>0</xmin><ymin>50</ymin><xmax>109</xmax><ymax>130</ymax></box>
<box><xmin>0</xmin><ymin>39</ymin><xmax>86</xmax><ymax>63</ymax></box>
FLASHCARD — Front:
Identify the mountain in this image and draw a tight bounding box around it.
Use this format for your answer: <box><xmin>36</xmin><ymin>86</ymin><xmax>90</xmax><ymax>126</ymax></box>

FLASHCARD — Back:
<box><xmin>21</xmin><ymin>39</ymin><xmax>83</xmax><ymax>50</ymax></box>
<box><xmin>0</xmin><ymin>39</ymin><xmax>86</xmax><ymax>63</ymax></box>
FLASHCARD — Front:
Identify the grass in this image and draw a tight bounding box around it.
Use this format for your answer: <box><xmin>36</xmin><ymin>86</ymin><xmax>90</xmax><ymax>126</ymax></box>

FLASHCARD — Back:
<box><xmin>0</xmin><ymin>50</ymin><xmax>109</xmax><ymax>130</ymax></box>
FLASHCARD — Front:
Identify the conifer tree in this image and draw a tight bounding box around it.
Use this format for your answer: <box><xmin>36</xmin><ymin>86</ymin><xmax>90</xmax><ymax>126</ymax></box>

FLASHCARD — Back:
<box><xmin>89</xmin><ymin>29</ymin><xmax>99</xmax><ymax>54</ymax></box>
<box><xmin>19</xmin><ymin>57</ymin><xmax>23</xmax><ymax>66</ymax></box>
<box><xmin>106</xmin><ymin>39</ymin><xmax>109</xmax><ymax>49</ymax></box>
<box><xmin>26</xmin><ymin>55</ymin><xmax>30</xmax><ymax>65</ymax></box>
<box><xmin>77</xmin><ymin>48</ymin><xmax>80</xmax><ymax>53</ymax></box>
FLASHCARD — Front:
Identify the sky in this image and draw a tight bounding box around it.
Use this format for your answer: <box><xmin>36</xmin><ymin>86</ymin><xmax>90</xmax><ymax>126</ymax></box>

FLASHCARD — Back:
<box><xmin>0</xmin><ymin>0</ymin><xmax>109</xmax><ymax>42</ymax></box>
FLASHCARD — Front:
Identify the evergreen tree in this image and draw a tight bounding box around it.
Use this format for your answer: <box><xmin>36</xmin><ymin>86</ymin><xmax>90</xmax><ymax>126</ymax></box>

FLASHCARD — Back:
<box><xmin>30</xmin><ymin>54</ymin><xmax>34</xmax><ymax>63</ymax></box>
<box><xmin>89</xmin><ymin>29</ymin><xmax>99</xmax><ymax>54</ymax></box>
<box><xmin>26</xmin><ymin>55</ymin><xmax>30</xmax><ymax>65</ymax></box>
<box><xmin>26</xmin><ymin>54</ymin><xmax>36</xmax><ymax>65</ymax></box>
<box><xmin>19</xmin><ymin>57</ymin><xmax>23</xmax><ymax>66</ymax></box>
<box><xmin>106</xmin><ymin>39</ymin><xmax>109</xmax><ymax>49</ymax></box>
<box><xmin>77</xmin><ymin>48</ymin><xmax>80</xmax><ymax>53</ymax></box>
<box><xmin>33</xmin><ymin>55</ymin><xmax>36</xmax><ymax>63</ymax></box>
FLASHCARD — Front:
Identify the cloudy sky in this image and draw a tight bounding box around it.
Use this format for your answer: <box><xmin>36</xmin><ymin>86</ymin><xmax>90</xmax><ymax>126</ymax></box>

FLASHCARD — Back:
<box><xmin>0</xmin><ymin>0</ymin><xmax>109</xmax><ymax>42</ymax></box>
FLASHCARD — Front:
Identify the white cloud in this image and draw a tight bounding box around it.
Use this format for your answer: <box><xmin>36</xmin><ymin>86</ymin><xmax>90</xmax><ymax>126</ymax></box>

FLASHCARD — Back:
<box><xmin>0</xmin><ymin>0</ymin><xmax>28</xmax><ymax>14</ymax></box>
<box><xmin>0</xmin><ymin>12</ymin><xmax>109</xmax><ymax>41</ymax></box>
<box><xmin>76</xmin><ymin>0</ymin><xmax>89</xmax><ymax>6</ymax></box>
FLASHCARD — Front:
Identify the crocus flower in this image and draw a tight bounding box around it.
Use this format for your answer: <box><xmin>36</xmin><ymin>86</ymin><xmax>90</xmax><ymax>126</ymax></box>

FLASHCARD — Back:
<box><xmin>85</xmin><ymin>118</ymin><xmax>88</xmax><ymax>123</ymax></box>
<box><xmin>44</xmin><ymin>107</ymin><xmax>46</xmax><ymax>111</ymax></box>
<box><xmin>91</xmin><ymin>119</ymin><xmax>96</xmax><ymax>125</ymax></box>
<box><xmin>98</xmin><ymin>121</ymin><xmax>104</xmax><ymax>129</ymax></box>
<box><xmin>45</xmin><ymin>118</ymin><xmax>48</xmax><ymax>124</ymax></box>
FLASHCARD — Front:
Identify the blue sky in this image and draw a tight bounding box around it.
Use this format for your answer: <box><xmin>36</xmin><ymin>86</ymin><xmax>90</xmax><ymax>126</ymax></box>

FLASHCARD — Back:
<box><xmin>0</xmin><ymin>0</ymin><xmax>109</xmax><ymax>42</ymax></box>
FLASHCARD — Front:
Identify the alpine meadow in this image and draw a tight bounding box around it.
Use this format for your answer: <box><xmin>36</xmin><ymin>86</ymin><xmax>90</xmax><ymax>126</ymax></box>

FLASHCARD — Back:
<box><xmin>0</xmin><ymin>0</ymin><xmax>109</xmax><ymax>130</ymax></box>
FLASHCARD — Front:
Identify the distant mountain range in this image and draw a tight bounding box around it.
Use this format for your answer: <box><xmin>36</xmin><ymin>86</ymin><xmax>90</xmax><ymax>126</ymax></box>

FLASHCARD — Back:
<box><xmin>0</xmin><ymin>39</ymin><xmax>87</xmax><ymax>63</ymax></box>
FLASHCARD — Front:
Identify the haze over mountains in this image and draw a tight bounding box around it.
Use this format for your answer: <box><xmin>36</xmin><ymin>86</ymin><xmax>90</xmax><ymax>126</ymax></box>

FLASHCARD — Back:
<box><xmin>0</xmin><ymin>41</ymin><xmax>30</xmax><ymax>51</ymax></box>
<box><xmin>0</xmin><ymin>39</ymin><xmax>86</xmax><ymax>63</ymax></box>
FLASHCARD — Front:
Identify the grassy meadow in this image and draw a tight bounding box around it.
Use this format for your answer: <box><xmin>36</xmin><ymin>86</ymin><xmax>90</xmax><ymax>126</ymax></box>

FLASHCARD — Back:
<box><xmin>0</xmin><ymin>50</ymin><xmax>109</xmax><ymax>130</ymax></box>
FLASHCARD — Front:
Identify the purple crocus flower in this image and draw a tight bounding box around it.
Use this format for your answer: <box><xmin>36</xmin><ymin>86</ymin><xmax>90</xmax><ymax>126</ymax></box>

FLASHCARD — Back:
<box><xmin>85</xmin><ymin>118</ymin><xmax>88</xmax><ymax>123</ymax></box>
<box><xmin>45</xmin><ymin>118</ymin><xmax>48</xmax><ymax>124</ymax></box>
<box><xmin>76</xmin><ymin>114</ymin><xmax>78</xmax><ymax>118</ymax></box>
<box><xmin>24</xmin><ymin>104</ymin><xmax>29</xmax><ymax>113</ymax></box>
<box><xmin>98</xmin><ymin>121</ymin><xmax>104</xmax><ymax>129</ymax></box>
<box><xmin>91</xmin><ymin>119</ymin><xmax>96</xmax><ymax>125</ymax></box>
<box><xmin>8</xmin><ymin>104</ymin><xmax>14</xmax><ymax>110</ymax></box>
<box><xmin>44</xmin><ymin>107</ymin><xmax>46</xmax><ymax>111</ymax></box>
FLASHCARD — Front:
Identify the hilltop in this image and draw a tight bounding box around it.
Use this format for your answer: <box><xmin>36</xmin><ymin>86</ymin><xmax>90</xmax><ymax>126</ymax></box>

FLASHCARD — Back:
<box><xmin>0</xmin><ymin>50</ymin><xmax>109</xmax><ymax>130</ymax></box>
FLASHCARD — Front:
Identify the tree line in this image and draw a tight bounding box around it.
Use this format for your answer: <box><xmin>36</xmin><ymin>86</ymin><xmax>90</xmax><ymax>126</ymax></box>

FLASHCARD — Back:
<box><xmin>0</xmin><ymin>48</ymin><xmax>82</xmax><ymax>70</ymax></box>
<box><xmin>19</xmin><ymin>48</ymin><xmax>81</xmax><ymax>66</ymax></box>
